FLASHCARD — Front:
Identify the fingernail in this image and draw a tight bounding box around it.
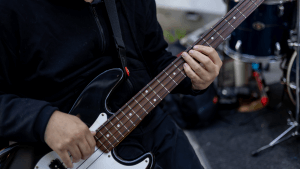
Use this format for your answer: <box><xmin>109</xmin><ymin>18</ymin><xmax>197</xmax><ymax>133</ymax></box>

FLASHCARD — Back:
<box><xmin>193</xmin><ymin>45</ymin><xmax>199</xmax><ymax>49</ymax></box>
<box><xmin>184</xmin><ymin>63</ymin><xmax>188</xmax><ymax>68</ymax></box>
<box><xmin>189</xmin><ymin>50</ymin><xmax>194</xmax><ymax>54</ymax></box>
<box><xmin>91</xmin><ymin>131</ymin><xmax>96</xmax><ymax>135</ymax></box>
<box><xmin>182</xmin><ymin>52</ymin><xmax>188</xmax><ymax>58</ymax></box>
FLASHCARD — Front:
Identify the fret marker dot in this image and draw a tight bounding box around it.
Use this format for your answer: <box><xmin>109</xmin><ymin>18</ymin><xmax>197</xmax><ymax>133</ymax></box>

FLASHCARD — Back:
<box><xmin>154</xmin><ymin>99</ymin><xmax>157</xmax><ymax>102</ymax></box>
<box><xmin>233</xmin><ymin>16</ymin><xmax>236</xmax><ymax>19</ymax></box>
<box><xmin>145</xmin><ymin>90</ymin><xmax>148</xmax><ymax>93</ymax></box>
<box><xmin>211</xmin><ymin>37</ymin><xmax>214</xmax><ymax>40</ymax></box>
<box><xmin>129</xmin><ymin>113</ymin><xmax>132</xmax><ymax>116</ymax></box>
<box><xmin>117</xmin><ymin>124</ymin><xmax>120</xmax><ymax>127</ymax></box>
<box><xmin>173</xmin><ymin>72</ymin><xmax>176</xmax><ymax>75</ymax></box>
<box><xmin>106</xmin><ymin>134</ymin><xmax>109</xmax><ymax>137</ymax></box>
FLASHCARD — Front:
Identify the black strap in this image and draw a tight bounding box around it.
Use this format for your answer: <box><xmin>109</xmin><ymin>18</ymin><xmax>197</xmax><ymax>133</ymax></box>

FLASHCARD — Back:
<box><xmin>103</xmin><ymin>0</ymin><xmax>129</xmax><ymax>76</ymax></box>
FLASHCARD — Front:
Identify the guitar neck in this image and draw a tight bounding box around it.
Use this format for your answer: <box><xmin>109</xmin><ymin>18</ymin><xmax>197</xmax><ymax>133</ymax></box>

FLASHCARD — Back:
<box><xmin>96</xmin><ymin>0</ymin><xmax>264</xmax><ymax>153</ymax></box>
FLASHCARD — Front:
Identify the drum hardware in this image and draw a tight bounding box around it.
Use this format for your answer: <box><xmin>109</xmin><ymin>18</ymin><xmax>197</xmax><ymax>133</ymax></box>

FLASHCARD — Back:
<box><xmin>225</xmin><ymin>0</ymin><xmax>296</xmax><ymax>63</ymax></box>
<box><xmin>252</xmin><ymin>0</ymin><xmax>300</xmax><ymax>156</ymax></box>
<box><xmin>288</xmin><ymin>42</ymin><xmax>300</xmax><ymax>47</ymax></box>
<box><xmin>235</xmin><ymin>40</ymin><xmax>242</xmax><ymax>51</ymax></box>
<box><xmin>278</xmin><ymin>4</ymin><xmax>285</xmax><ymax>16</ymax></box>
<box><xmin>275</xmin><ymin>42</ymin><xmax>281</xmax><ymax>56</ymax></box>
<box><xmin>234</xmin><ymin>40</ymin><xmax>249</xmax><ymax>87</ymax></box>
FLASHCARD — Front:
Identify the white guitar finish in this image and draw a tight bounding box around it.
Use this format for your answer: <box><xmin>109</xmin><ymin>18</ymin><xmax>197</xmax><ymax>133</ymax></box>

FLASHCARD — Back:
<box><xmin>35</xmin><ymin>113</ymin><xmax>151</xmax><ymax>169</ymax></box>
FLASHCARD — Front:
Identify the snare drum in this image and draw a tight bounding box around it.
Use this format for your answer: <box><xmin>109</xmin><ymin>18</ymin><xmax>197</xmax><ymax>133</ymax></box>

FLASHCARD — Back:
<box><xmin>224</xmin><ymin>0</ymin><xmax>296</xmax><ymax>63</ymax></box>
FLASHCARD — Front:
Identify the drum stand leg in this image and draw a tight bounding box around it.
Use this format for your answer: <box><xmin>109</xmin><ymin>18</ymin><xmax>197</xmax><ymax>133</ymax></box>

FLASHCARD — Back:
<box><xmin>252</xmin><ymin>0</ymin><xmax>300</xmax><ymax>156</ymax></box>
<box><xmin>251</xmin><ymin>116</ymin><xmax>298</xmax><ymax>156</ymax></box>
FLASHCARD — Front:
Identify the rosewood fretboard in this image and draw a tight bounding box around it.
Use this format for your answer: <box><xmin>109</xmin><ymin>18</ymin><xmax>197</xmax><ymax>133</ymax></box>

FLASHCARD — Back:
<box><xmin>95</xmin><ymin>0</ymin><xmax>265</xmax><ymax>153</ymax></box>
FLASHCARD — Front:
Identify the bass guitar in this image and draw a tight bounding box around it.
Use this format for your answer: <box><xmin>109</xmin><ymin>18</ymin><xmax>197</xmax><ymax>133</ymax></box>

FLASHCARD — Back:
<box><xmin>34</xmin><ymin>0</ymin><xmax>264</xmax><ymax>168</ymax></box>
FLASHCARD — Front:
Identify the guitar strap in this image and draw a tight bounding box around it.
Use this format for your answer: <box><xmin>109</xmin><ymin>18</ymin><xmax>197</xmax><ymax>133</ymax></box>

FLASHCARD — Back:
<box><xmin>103</xmin><ymin>0</ymin><xmax>130</xmax><ymax>77</ymax></box>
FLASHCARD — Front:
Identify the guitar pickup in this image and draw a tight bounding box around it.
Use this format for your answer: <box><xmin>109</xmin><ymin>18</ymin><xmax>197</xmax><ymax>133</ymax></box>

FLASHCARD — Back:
<box><xmin>49</xmin><ymin>158</ymin><xmax>67</xmax><ymax>169</ymax></box>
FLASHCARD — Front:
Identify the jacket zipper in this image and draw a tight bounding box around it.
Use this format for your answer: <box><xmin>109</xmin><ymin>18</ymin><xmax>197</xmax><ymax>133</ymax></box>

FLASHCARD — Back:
<box><xmin>90</xmin><ymin>6</ymin><xmax>106</xmax><ymax>54</ymax></box>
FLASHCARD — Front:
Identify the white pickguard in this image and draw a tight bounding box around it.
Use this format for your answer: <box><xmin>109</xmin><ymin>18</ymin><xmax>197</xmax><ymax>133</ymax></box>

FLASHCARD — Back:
<box><xmin>35</xmin><ymin>113</ymin><xmax>151</xmax><ymax>169</ymax></box>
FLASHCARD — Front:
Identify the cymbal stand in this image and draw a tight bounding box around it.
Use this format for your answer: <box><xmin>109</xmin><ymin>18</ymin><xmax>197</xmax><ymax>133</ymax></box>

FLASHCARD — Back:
<box><xmin>251</xmin><ymin>0</ymin><xmax>300</xmax><ymax>156</ymax></box>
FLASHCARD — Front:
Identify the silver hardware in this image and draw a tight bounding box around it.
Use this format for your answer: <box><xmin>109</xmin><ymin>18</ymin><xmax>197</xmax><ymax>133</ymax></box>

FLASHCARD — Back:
<box><xmin>222</xmin><ymin>89</ymin><xmax>228</xmax><ymax>95</ymax></box>
<box><xmin>275</xmin><ymin>42</ymin><xmax>281</xmax><ymax>56</ymax></box>
<box><xmin>288</xmin><ymin>42</ymin><xmax>300</xmax><ymax>47</ymax></box>
<box><xmin>278</xmin><ymin>4</ymin><xmax>284</xmax><ymax>16</ymax></box>
<box><xmin>235</xmin><ymin>40</ymin><xmax>242</xmax><ymax>51</ymax></box>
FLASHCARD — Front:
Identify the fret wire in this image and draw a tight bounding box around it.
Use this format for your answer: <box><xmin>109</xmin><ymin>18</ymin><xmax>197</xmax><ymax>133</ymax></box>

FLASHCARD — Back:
<box><xmin>250</xmin><ymin>0</ymin><xmax>258</xmax><ymax>7</ymax></box>
<box><xmin>103</xmin><ymin>125</ymin><xmax>119</xmax><ymax>143</ymax></box>
<box><xmin>109</xmin><ymin>121</ymin><xmax>125</xmax><ymax>138</ymax></box>
<box><xmin>95</xmin><ymin>135</ymin><xmax>109</xmax><ymax>151</ymax></box>
<box><xmin>97</xmin><ymin>130</ymin><xmax>114</xmax><ymax>147</ymax></box>
<box><xmin>155</xmin><ymin>77</ymin><xmax>170</xmax><ymax>93</ymax></box>
<box><xmin>114</xmin><ymin>115</ymin><xmax>130</xmax><ymax>132</ymax></box>
<box><xmin>172</xmin><ymin>61</ymin><xmax>186</xmax><ymax>77</ymax></box>
<box><xmin>134</xmin><ymin>99</ymin><xmax>148</xmax><ymax>115</ymax></box>
<box><xmin>139</xmin><ymin>91</ymin><xmax>155</xmax><ymax>107</ymax></box>
<box><xmin>125</xmin><ymin>103</ymin><xmax>137</xmax><ymax>115</ymax></box>
<box><xmin>121</xmin><ymin>108</ymin><xmax>136</xmax><ymax>126</ymax></box>
<box><xmin>147</xmin><ymin>84</ymin><xmax>163</xmax><ymax>100</ymax></box>
<box><xmin>163</xmin><ymin>70</ymin><xmax>178</xmax><ymax>85</ymax></box>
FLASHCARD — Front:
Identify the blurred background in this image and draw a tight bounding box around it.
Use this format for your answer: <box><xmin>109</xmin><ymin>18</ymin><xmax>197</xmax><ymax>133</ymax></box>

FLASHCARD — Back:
<box><xmin>156</xmin><ymin>0</ymin><xmax>300</xmax><ymax>168</ymax></box>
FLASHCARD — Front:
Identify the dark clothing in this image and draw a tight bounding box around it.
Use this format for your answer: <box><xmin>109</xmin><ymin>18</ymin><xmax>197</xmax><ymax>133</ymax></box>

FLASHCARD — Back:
<box><xmin>117</xmin><ymin>115</ymin><xmax>203</xmax><ymax>169</ymax></box>
<box><xmin>0</xmin><ymin>0</ymin><xmax>204</xmax><ymax>168</ymax></box>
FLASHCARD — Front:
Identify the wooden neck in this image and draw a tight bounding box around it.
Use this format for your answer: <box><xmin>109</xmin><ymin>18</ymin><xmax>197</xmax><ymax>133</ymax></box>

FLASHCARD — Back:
<box><xmin>95</xmin><ymin>0</ymin><xmax>264</xmax><ymax>153</ymax></box>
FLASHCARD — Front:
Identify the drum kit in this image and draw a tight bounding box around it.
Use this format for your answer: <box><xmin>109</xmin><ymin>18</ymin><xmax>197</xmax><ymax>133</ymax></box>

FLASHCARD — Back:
<box><xmin>180</xmin><ymin>0</ymin><xmax>300</xmax><ymax>155</ymax></box>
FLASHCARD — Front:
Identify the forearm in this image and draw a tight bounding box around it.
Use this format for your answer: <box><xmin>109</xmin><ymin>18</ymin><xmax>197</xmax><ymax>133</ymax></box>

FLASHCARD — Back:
<box><xmin>0</xmin><ymin>92</ymin><xmax>58</xmax><ymax>142</ymax></box>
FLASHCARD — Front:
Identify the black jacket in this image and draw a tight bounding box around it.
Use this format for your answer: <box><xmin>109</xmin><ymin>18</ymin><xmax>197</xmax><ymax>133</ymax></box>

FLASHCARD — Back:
<box><xmin>0</xmin><ymin>0</ymin><xmax>201</xmax><ymax>143</ymax></box>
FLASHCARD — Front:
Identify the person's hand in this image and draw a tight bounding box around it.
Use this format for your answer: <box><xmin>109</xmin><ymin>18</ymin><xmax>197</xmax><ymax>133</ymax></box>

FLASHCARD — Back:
<box><xmin>182</xmin><ymin>45</ymin><xmax>222</xmax><ymax>90</ymax></box>
<box><xmin>44</xmin><ymin>110</ymin><xmax>96</xmax><ymax>168</ymax></box>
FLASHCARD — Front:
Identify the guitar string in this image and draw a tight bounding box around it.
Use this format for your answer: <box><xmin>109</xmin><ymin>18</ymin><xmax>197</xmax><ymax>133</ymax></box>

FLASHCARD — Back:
<box><xmin>68</xmin><ymin>1</ymin><xmax>261</xmax><ymax>168</ymax></box>
<box><xmin>82</xmin><ymin>1</ymin><xmax>263</xmax><ymax>168</ymax></box>
<box><xmin>95</xmin><ymin>0</ymin><xmax>260</xmax><ymax>153</ymax></box>
<box><xmin>95</xmin><ymin>59</ymin><xmax>187</xmax><ymax>150</ymax></box>
<box><xmin>93</xmin><ymin>0</ymin><xmax>251</xmax><ymax>151</ymax></box>
<box><xmin>91</xmin><ymin>0</ymin><xmax>249</xmax><ymax>139</ymax></box>
<box><xmin>95</xmin><ymin>0</ymin><xmax>258</xmax><ymax>151</ymax></box>
<box><xmin>70</xmin><ymin>59</ymin><xmax>187</xmax><ymax>169</ymax></box>
<box><xmin>55</xmin><ymin>1</ymin><xmax>257</xmax><ymax>168</ymax></box>
<box><xmin>191</xmin><ymin>0</ymin><xmax>260</xmax><ymax>49</ymax></box>
<box><xmin>72</xmin><ymin>63</ymin><xmax>187</xmax><ymax>169</ymax></box>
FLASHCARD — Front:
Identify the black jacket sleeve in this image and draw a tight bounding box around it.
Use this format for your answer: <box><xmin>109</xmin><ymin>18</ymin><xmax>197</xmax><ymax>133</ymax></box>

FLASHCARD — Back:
<box><xmin>141</xmin><ymin>0</ymin><xmax>206</xmax><ymax>96</ymax></box>
<box><xmin>0</xmin><ymin>6</ymin><xmax>58</xmax><ymax>143</ymax></box>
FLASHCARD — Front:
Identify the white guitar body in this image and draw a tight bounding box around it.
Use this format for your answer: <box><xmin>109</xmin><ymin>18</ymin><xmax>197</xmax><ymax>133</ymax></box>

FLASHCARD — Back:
<box><xmin>35</xmin><ymin>113</ymin><xmax>153</xmax><ymax>169</ymax></box>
